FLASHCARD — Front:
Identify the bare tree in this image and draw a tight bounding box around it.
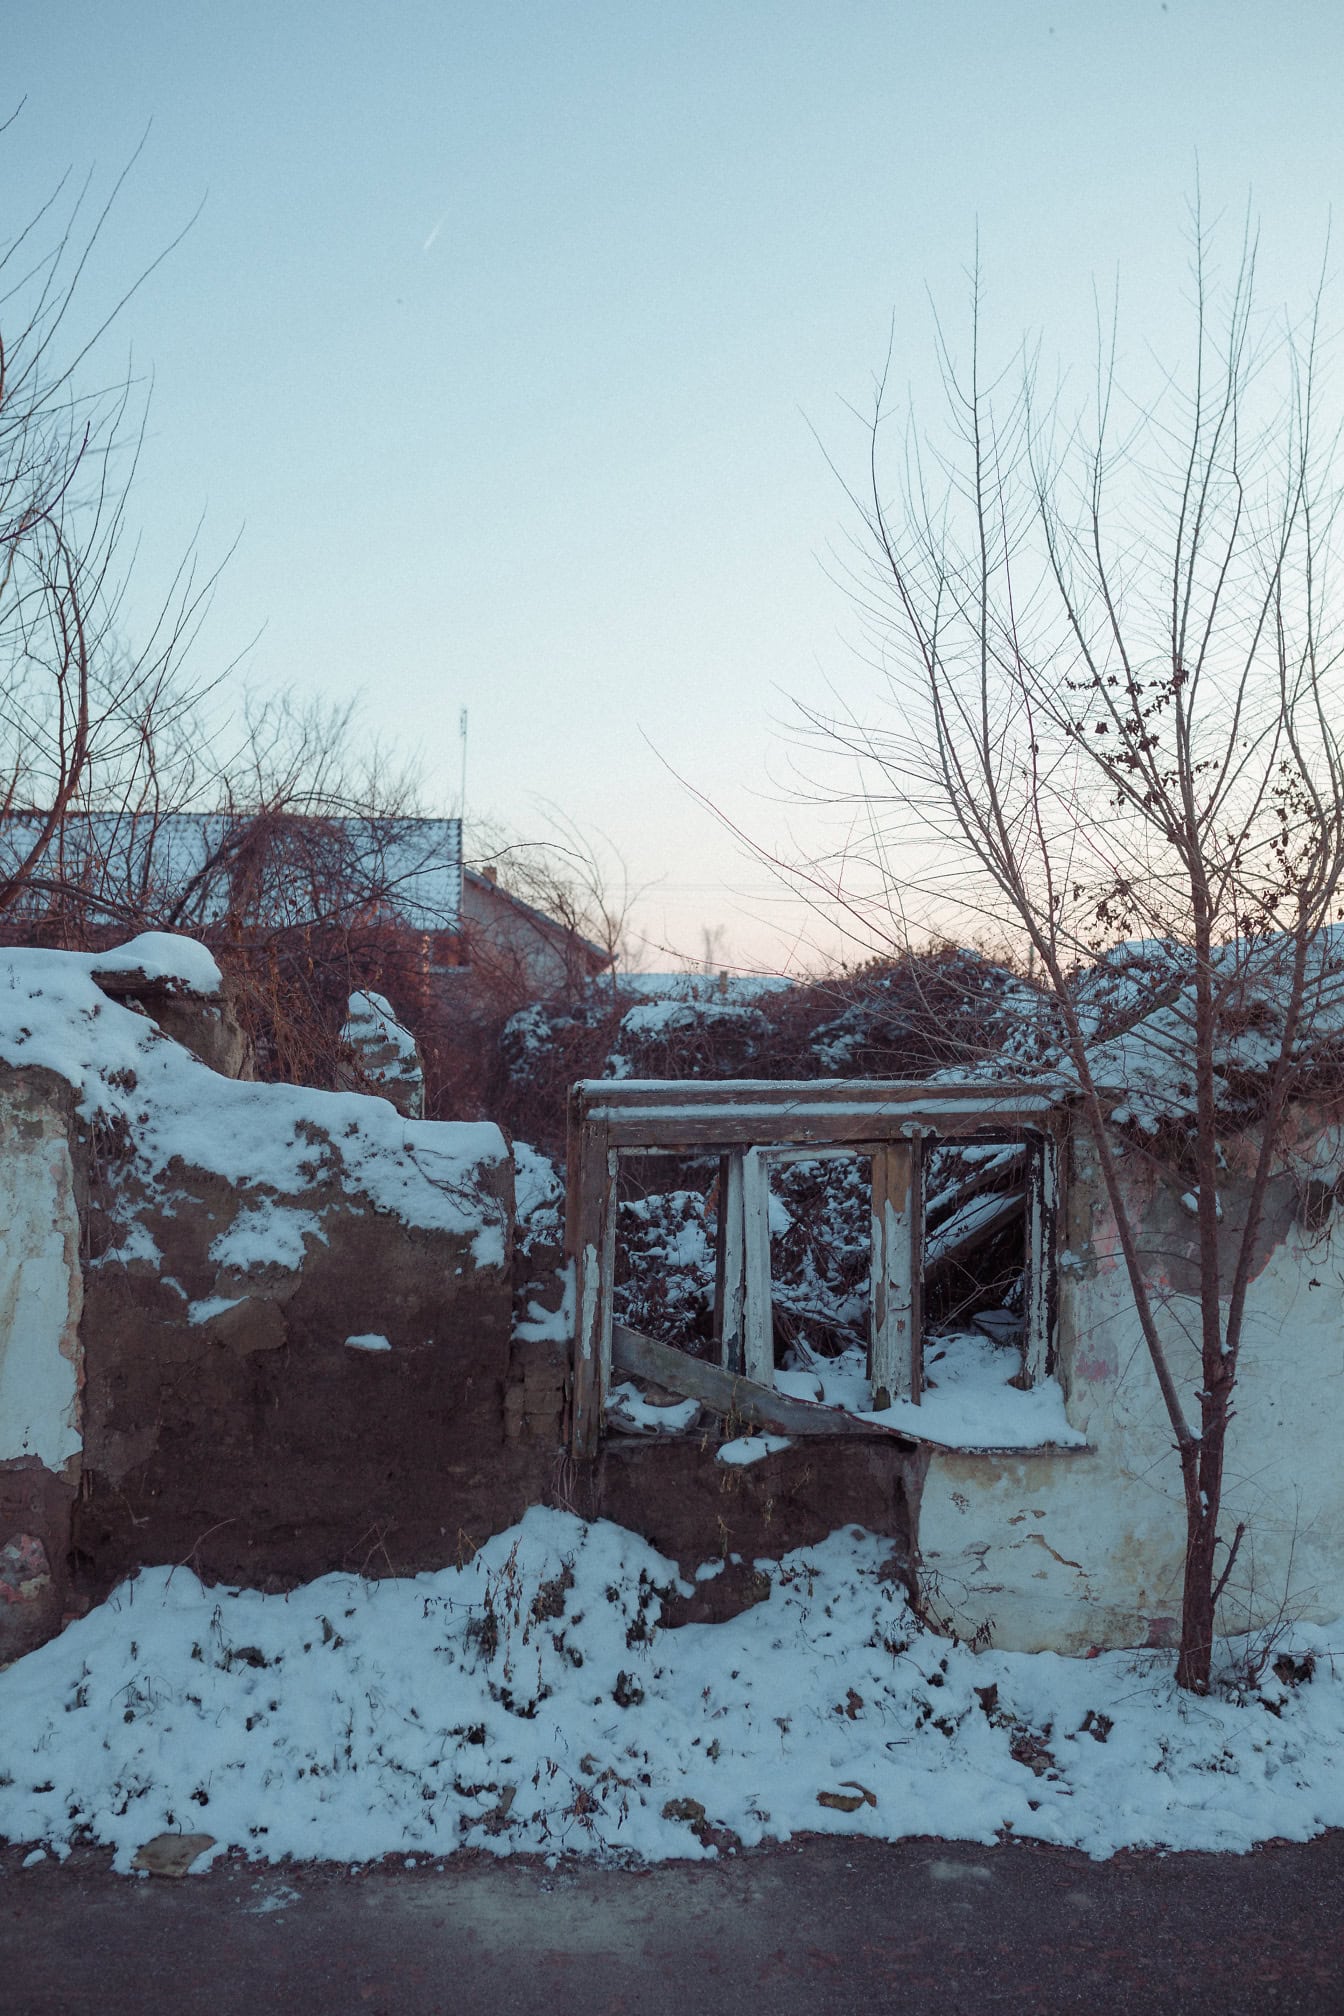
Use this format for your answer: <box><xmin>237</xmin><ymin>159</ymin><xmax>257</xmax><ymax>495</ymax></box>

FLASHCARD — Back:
<box><xmin>0</xmin><ymin>116</ymin><xmax>220</xmax><ymax>922</ymax></box>
<box><xmin>799</xmin><ymin>213</ymin><xmax>1344</xmax><ymax>1691</ymax></box>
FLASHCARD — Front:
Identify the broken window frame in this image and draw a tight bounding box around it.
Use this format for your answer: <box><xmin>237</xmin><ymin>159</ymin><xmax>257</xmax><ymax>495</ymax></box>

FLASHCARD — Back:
<box><xmin>566</xmin><ymin>1079</ymin><xmax>1062</xmax><ymax>1458</ymax></box>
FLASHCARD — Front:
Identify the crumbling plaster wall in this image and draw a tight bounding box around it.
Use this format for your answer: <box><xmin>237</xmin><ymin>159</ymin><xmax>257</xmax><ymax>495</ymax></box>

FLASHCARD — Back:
<box><xmin>919</xmin><ymin>1109</ymin><xmax>1344</xmax><ymax>1654</ymax></box>
<box><xmin>75</xmin><ymin>1146</ymin><xmax>527</xmax><ymax>1593</ymax></box>
<box><xmin>0</xmin><ymin>1069</ymin><xmax>84</xmax><ymax>1658</ymax></box>
<box><xmin>0</xmin><ymin>946</ymin><xmax>534</xmax><ymax>1642</ymax></box>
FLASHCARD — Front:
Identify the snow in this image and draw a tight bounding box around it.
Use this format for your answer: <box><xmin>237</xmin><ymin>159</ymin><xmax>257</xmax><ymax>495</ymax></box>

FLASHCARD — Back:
<box><xmin>619</xmin><ymin>999</ymin><xmax>764</xmax><ymax>1040</ymax></box>
<box><xmin>0</xmin><ymin>942</ymin><xmax>507</xmax><ymax>1265</ymax></box>
<box><xmin>210</xmin><ymin>1206</ymin><xmax>327</xmax><ymax>1272</ymax></box>
<box><xmin>1</xmin><ymin>1509</ymin><xmax>1338</xmax><ymax>1870</ymax></box>
<box><xmin>716</xmin><ymin>1434</ymin><xmax>792</xmax><ymax>1465</ymax></box>
<box><xmin>620</xmin><ymin>973</ymin><xmax>793</xmax><ymax>1001</ymax></box>
<box><xmin>187</xmin><ymin>1295</ymin><xmax>245</xmax><ymax>1327</ymax></box>
<box><xmin>612</xmin><ymin>1189</ymin><xmax>715</xmax><ymax>1351</ymax></box>
<box><xmin>605</xmin><ymin>992</ymin><xmax>773</xmax><ymax>1079</ymax></box>
<box><xmin>1071</xmin><ymin>928</ymin><xmax>1344</xmax><ymax>1129</ymax></box>
<box><xmin>344</xmin><ymin>1334</ymin><xmax>392</xmax><ymax>1354</ymax></box>
<box><xmin>512</xmin><ymin>1141</ymin><xmax>564</xmax><ymax>1227</ymax></box>
<box><xmin>341</xmin><ymin>992</ymin><xmax>417</xmax><ymax>1061</ymax></box>
<box><xmin>511</xmin><ymin>1146</ymin><xmax>574</xmax><ymax>1344</ymax></box>
<box><xmin>89</xmin><ymin>933</ymin><xmax>224</xmax><ymax>996</ymax></box>
<box><xmin>339</xmin><ymin>993</ymin><xmax>422</xmax><ymax>1107</ymax></box>
<box><xmin>514</xmin><ymin>1270</ymin><xmax>576</xmax><ymax>1346</ymax></box>
<box><xmin>793</xmin><ymin>1334</ymin><xmax>1087</xmax><ymax>1451</ymax></box>
<box><xmin>607</xmin><ymin>1383</ymin><xmax>701</xmax><ymax>1435</ymax></box>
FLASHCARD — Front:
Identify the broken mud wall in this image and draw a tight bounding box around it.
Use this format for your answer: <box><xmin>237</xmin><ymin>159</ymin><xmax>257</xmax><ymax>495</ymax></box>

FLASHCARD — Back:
<box><xmin>75</xmin><ymin>1142</ymin><xmax>526</xmax><ymax>1594</ymax></box>
<box><xmin>0</xmin><ymin>937</ymin><xmax>545</xmax><ymax>1654</ymax></box>
<box><xmin>0</xmin><ymin>934</ymin><xmax>918</xmax><ymax>1675</ymax></box>
<box><xmin>919</xmin><ymin>1108</ymin><xmax>1344</xmax><ymax>1655</ymax></box>
<box><xmin>582</xmin><ymin>1439</ymin><xmax>924</xmax><ymax>1624</ymax></box>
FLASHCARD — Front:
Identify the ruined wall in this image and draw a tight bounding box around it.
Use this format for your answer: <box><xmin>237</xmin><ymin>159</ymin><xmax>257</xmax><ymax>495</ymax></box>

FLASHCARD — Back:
<box><xmin>74</xmin><ymin>1150</ymin><xmax>530</xmax><ymax>1593</ymax></box>
<box><xmin>586</xmin><ymin>1438</ymin><xmax>924</xmax><ymax>1622</ymax></box>
<box><xmin>0</xmin><ymin>1070</ymin><xmax>84</xmax><ymax>1660</ymax></box>
<box><xmin>919</xmin><ymin>1110</ymin><xmax>1344</xmax><ymax>1655</ymax></box>
<box><xmin>1</xmin><ymin>938</ymin><xmax>929</xmax><ymax>1668</ymax></box>
<box><xmin>0</xmin><ymin>938</ymin><xmax>543</xmax><ymax>1636</ymax></box>
<box><xmin>23</xmin><ymin>930</ymin><xmax>1342</xmax><ymax>1667</ymax></box>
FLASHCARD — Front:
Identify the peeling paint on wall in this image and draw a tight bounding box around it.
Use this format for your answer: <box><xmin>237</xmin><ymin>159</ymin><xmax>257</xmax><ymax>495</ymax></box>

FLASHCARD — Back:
<box><xmin>919</xmin><ymin>1112</ymin><xmax>1344</xmax><ymax>1654</ymax></box>
<box><xmin>0</xmin><ymin>1078</ymin><xmax>83</xmax><ymax>1473</ymax></box>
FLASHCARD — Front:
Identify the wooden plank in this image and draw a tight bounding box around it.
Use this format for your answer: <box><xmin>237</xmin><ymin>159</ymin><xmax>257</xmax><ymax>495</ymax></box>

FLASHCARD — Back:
<box><xmin>925</xmin><ymin>1187</ymin><xmax>1026</xmax><ymax>1273</ymax></box>
<box><xmin>562</xmin><ymin>1083</ymin><xmax>584</xmax><ymax>1257</ymax></box>
<box><xmin>924</xmin><ymin>1143</ymin><xmax>1025</xmax><ymax>1227</ymax></box>
<box><xmin>575</xmin><ymin>1076</ymin><xmax>1069</xmax><ymax>1109</ymax></box>
<box><xmin>598</xmin><ymin>1145</ymin><xmax>618</xmax><ymax>1406</ymax></box>
<box><xmin>573</xmin><ymin>1075</ymin><xmax>1067</xmax><ymax>1133</ymax></box>
<box><xmin>712</xmin><ymin>1150</ymin><xmax>729</xmax><ymax>1357</ymax></box>
<box><xmin>599</xmin><ymin>1101</ymin><xmax>1063</xmax><ymax>1152</ymax></box>
<box><xmin>911</xmin><ymin>1139</ymin><xmax>925</xmax><ymax>1409</ymax></box>
<box><xmin>593</xmin><ymin>1090</ymin><xmax>1060</xmax><ymax>1123</ymax></box>
<box><xmin>752</xmin><ymin>1143</ymin><xmax>887</xmax><ymax>1165</ymax></box>
<box><xmin>574</xmin><ymin>1069</ymin><xmax>1070</xmax><ymax>1150</ymax></box>
<box><xmin>568</xmin><ymin>1116</ymin><xmax>616</xmax><ymax>1459</ymax></box>
<box><xmin>740</xmin><ymin>1147</ymin><xmax>774</xmax><ymax>1385</ymax></box>
<box><xmin>563</xmin><ymin>1088</ymin><xmax>588</xmax><ymax>1453</ymax></box>
<box><xmin>869</xmin><ymin>1140</ymin><xmax>922</xmax><ymax>1409</ymax></box>
<box><xmin>611</xmin><ymin>1322</ymin><xmax>920</xmax><ymax>1446</ymax></box>
<box><xmin>1023</xmin><ymin>1130</ymin><xmax>1059</xmax><ymax>1387</ymax></box>
<box><xmin>715</xmin><ymin>1150</ymin><xmax>746</xmax><ymax>1375</ymax></box>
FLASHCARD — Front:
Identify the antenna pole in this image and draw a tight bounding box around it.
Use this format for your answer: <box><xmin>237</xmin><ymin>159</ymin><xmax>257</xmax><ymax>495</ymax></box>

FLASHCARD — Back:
<box><xmin>458</xmin><ymin>707</ymin><xmax>469</xmax><ymax>828</ymax></box>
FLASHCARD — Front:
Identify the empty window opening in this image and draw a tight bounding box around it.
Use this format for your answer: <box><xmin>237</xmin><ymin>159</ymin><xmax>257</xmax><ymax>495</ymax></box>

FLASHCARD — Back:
<box><xmin>566</xmin><ymin>1081</ymin><xmax>1061</xmax><ymax>1455</ymax></box>
<box><xmin>767</xmin><ymin>1153</ymin><xmax>874</xmax><ymax>1415</ymax></box>
<box><xmin>923</xmin><ymin>1140</ymin><xmax>1030</xmax><ymax>1395</ymax></box>
<box><xmin>611</xmin><ymin>1152</ymin><xmax>718</xmax><ymax>1357</ymax></box>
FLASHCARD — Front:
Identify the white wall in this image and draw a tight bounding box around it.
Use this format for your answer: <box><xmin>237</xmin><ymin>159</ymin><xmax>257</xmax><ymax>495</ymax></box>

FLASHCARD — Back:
<box><xmin>0</xmin><ymin>1078</ymin><xmax>83</xmax><ymax>1474</ymax></box>
<box><xmin>919</xmin><ymin>1113</ymin><xmax>1344</xmax><ymax>1653</ymax></box>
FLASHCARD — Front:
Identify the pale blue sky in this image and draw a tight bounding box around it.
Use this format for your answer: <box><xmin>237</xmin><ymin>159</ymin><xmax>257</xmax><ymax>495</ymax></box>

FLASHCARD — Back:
<box><xmin>5</xmin><ymin>3</ymin><xmax>1341</xmax><ymax>969</ymax></box>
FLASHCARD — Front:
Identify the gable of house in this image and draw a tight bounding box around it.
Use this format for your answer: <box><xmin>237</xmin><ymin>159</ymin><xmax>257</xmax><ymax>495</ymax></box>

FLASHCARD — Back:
<box><xmin>460</xmin><ymin>867</ymin><xmax>612</xmax><ymax>995</ymax></box>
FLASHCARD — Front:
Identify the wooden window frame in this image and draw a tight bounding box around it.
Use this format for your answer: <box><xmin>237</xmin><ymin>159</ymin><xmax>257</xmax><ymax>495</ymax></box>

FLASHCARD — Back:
<box><xmin>566</xmin><ymin>1079</ymin><xmax>1063</xmax><ymax>1458</ymax></box>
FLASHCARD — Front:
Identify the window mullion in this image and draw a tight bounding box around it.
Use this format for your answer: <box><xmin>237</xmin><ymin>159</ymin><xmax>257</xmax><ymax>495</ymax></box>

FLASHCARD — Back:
<box><xmin>1023</xmin><ymin>1130</ymin><xmax>1058</xmax><ymax>1386</ymax></box>
<box><xmin>740</xmin><ymin>1146</ymin><xmax>774</xmax><ymax>1386</ymax></box>
<box><xmin>870</xmin><ymin>1135</ymin><xmax>924</xmax><ymax>1408</ymax></box>
<box><xmin>714</xmin><ymin>1149</ymin><xmax>747</xmax><ymax>1375</ymax></box>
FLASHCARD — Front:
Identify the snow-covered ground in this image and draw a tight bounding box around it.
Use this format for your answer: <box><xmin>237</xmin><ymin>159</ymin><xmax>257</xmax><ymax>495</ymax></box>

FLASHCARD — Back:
<box><xmin>2</xmin><ymin>1510</ymin><xmax>1339</xmax><ymax>1873</ymax></box>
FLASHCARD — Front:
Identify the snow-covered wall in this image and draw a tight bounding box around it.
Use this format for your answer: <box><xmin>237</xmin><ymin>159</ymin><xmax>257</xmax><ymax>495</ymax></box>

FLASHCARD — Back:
<box><xmin>0</xmin><ymin>937</ymin><xmax>506</xmax><ymax>1267</ymax></box>
<box><xmin>0</xmin><ymin>938</ymin><xmax>524</xmax><ymax>1622</ymax></box>
<box><xmin>920</xmin><ymin>1113</ymin><xmax>1344</xmax><ymax>1654</ymax></box>
<box><xmin>10</xmin><ymin>932</ymin><xmax>1339</xmax><ymax>1662</ymax></box>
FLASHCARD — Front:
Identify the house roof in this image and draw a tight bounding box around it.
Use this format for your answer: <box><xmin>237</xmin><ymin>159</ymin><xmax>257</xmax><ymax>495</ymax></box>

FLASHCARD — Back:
<box><xmin>0</xmin><ymin>812</ymin><xmax>464</xmax><ymax>934</ymax></box>
<box><xmin>2</xmin><ymin>813</ymin><xmax>617</xmax><ymax>971</ymax></box>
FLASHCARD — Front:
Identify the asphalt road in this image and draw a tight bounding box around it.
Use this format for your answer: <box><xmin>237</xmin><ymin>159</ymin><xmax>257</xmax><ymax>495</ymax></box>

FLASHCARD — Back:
<box><xmin>3</xmin><ymin>1832</ymin><xmax>1342</xmax><ymax>2016</ymax></box>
